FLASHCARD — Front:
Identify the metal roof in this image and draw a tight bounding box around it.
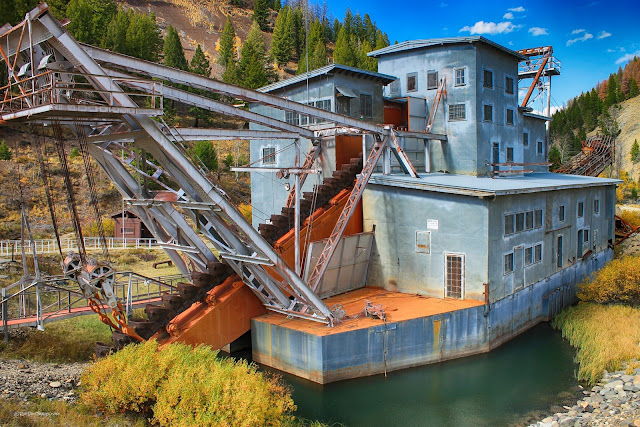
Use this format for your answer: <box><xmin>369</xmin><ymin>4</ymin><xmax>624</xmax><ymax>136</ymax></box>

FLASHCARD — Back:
<box><xmin>368</xmin><ymin>172</ymin><xmax>619</xmax><ymax>197</ymax></box>
<box><xmin>367</xmin><ymin>36</ymin><xmax>527</xmax><ymax>60</ymax></box>
<box><xmin>258</xmin><ymin>64</ymin><xmax>397</xmax><ymax>93</ymax></box>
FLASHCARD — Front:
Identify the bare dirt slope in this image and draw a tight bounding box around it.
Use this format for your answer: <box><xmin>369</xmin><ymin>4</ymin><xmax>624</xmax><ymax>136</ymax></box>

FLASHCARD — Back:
<box><xmin>612</xmin><ymin>96</ymin><xmax>640</xmax><ymax>180</ymax></box>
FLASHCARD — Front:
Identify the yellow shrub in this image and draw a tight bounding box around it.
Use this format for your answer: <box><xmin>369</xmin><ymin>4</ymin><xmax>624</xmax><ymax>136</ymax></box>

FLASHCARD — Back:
<box><xmin>553</xmin><ymin>303</ymin><xmax>640</xmax><ymax>384</ymax></box>
<box><xmin>619</xmin><ymin>209</ymin><xmax>640</xmax><ymax>227</ymax></box>
<box><xmin>578</xmin><ymin>256</ymin><xmax>640</xmax><ymax>304</ymax></box>
<box><xmin>80</xmin><ymin>341</ymin><xmax>296</xmax><ymax>426</ymax></box>
<box><xmin>238</xmin><ymin>203</ymin><xmax>252</xmax><ymax>223</ymax></box>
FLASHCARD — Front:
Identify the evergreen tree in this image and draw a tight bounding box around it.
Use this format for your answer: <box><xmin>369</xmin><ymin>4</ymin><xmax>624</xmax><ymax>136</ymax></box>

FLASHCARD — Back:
<box><xmin>163</xmin><ymin>25</ymin><xmax>188</xmax><ymax>71</ymax></box>
<box><xmin>342</xmin><ymin>8</ymin><xmax>353</xmax><ymax>36</ymax></box>
<box><xmin>331</xmin><ymin>18</ymin><xmax>341</xmax><ymax>43</ymax></box>
<box><xmin>239</xmin><ymin>21</ymin><xmax>273</xmax><ymax>89</ymax></box>
<box><xmin>253</xmin><ymin>0</ymin><xmax>269</xmax><ymax>31</ymax></box>
<box><xmin>222</xmin><ymin>59</ymin><xmax>239</xmax><ymax>85</ymax></box>
<box><xmin>333</xmin><ymin>27</ymin><xmax>356</xmax><ymax>67</ymax></box>
<box><xmin>629</xmin><ymin>78</ymin><xmax>639</xmax><ymax>98</ymax></box>
<box><xmin>125</xmin><ymin>11</ymin><xmax>163</xmax><ymax>61</ymax></box>
<box><xmin>363</xmin><ymin>14</ymin><xmax>376</xmax><ymax>46</ymax></box>
<box><xmin>271</xmin><ymin>6</ymin><xmax>292</xmax><ymax>66</ymax></box>
<box><xmin>292</xmin><ymin>7</ymin><xmax>305</xmax><ymax>59</ymax></box>
<box><xmin>223</xmin><ymin>152</ymin><xmax>234</xmax><ymax>170</ymax></box>
<box><xmin>67</xmin><ymin>0</ymin><xmax>117</xmax><ymax>45</ymax></box>
<box><xmin>548</xmin><ymin>144</ymin><xmax>562</xmax><ymax>171</ymax></box>
<box><xmin>218</xmin><ymin>17</ymin><xmax>236</xmax><ymax>67</ymax></box>
<box><xmin>605</xmin><ymin>74</ymin><xmax>618</xmax><ymax>107</ymax></box>
<box><xmin>230</xmin><ymin>0</ymin><xmax>243</xmax><ymax>6</ymax></box>
<box><xmin>189</xmin><ymin>44</ymin><xmax>212</xmax><ymax>127</ymax></box>
<box><xmin>353</xmin><ymin>12</ymin><xmax>364</xmax><ymax>41</ymax></box>
<box><xmin>631</xmin><ymin>139</ymin><xmax>640</xmax><ymax>164</ymax></box>
<box><xmin>272</xmin><ymin>0</ymin><xmax>281</xmax><ymax>11</ymax></box>
<box><xmin>0</xmin><ymin>140</ymin><xmax>11</xmax><ymax>160</ymax></box>
<box><xmin>357</xmin><ymin>39</ymin><xmax>377</xmax><ymax>72</ymax></box>
<box><xmin>193</xmin><ymin>141</ymin><xmax>218</xmax><ymax>172</ymax></box>
<box><xmin>102</xmin><ymin>8</ymin><xmax>130</xmax><ymax>54</ymax></box>
<box><xmin>190</xmin><ymin>44</ymin><xmax>211</xmax><ymax>76</ymax></box>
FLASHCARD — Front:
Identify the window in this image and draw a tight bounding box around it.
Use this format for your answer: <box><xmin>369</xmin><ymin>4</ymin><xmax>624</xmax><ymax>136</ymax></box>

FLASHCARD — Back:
<box><xmin>262</xmin><ymin>147</ymin><xmax>276</xmax><ymax>165</ymax></box>
<box><xmin>559</xmin><ymin>205</ymin><xmax>565</xmax><ymax>222</ymax></box>
<box><xmin>483</xmin><ymin>69</ymin><xmax>493</xmax><ymax>88</ymax></box>
<box><xmin>454</xmin><ymin>67</ymin><xmax>466</xmax><ymax>86</ymax></box>
<box><xmin>337</xmin><ymin>96</ymin><xmax>351</xmax><ymax>115</ymax></box>
<box><xmin>315</xmin><ymin>99</ymin><xmax>331</xmax><ymax>111</ymax></box>
<box><xmin>584</xmin><ymin>229</ymin><xmax>590</xmax><ymax>243</ymax></box>
<box><xmin>525</xmin><ymin>246</ymin><xmax>533</xmax><ymax>266</ymax></box>
<box><xmin>483</xmin><ymin>104</ymin><xmax>493</xmax><ymax>122</ymax></box>
<box><xmin>515</xmin><ymin>212</ymin><xmax>524</xmax><ymax>232</ymax></box>
<box><xmin>448</xmin><ymin>103</ymin><xmax>466</xmax><ymax>121</ymax></box>
<box><xmin>537</xmin><ymin>141</ymin><xmax>543</xmax><ymax>155</ymax></box>
<box><xmin>360</xmin><ymin>94</ymin><xmax>373</xmax><ymax>118</ymax></box>
<box><xmin>523</xmin><ymin>132</ymin><xmax>529</xmax><ymax>147</ymax></box>
<box><xmin>525</xmin><ymin>211</ymin><xmax>534</xmax><ymax>230</ymax></box>
<box><xmin>506</xmin><ymin>108</ymin><xmax>514</xmax><ymax>125</ymax></box>
<box><xmin>427</xmin><ymin>70</ymin><xmax>438</xmax><ymax>90</ymax></box>
<box><xmin>534</xmin><ymin>209</ymin><xmax>543</xmax><ymax>228</ymax></box>
<box><xmin>504</xmin><ymin>214</ymin><xmax>515</xmax><ymax>235</ymax></box>
<box><xmin>445</xmin><ymin>254</ymin><xmax>464</xmax><ymax>299</ymax></box>
<box><xmin>505</xmin><ymin>76</ymin><xmax>514</xmax><ymax>94</ymax></box>
<box><xmin>506</xmin><ymin>147</ymin><xmax>514</xmax><ymax>163</ymax></box>
<box><xmin>407</xmin><ymin>72</ymin><xmax>417</xmax><ymax>92</ymax></box>
<box><xmin>534</xmin><ymin>243</ymin><xmax>542</xmax><ymax>263</ymax></box>
<box><xmin>577</xmin><ymin>202</ymin><xmax>584</xmax><ymax>218</ymax></box>
<box><xmin>594</xmin><ymin>199</ymin><xmax>600</xmax><ymax>215</ymax></box>
<box><xmin>299</xmin><ymin>114</ymin><xmax>308</xmax><ymax>126</ymax></box>
<box><xmin>285</xmin><ymin>111</ymin><xmax>299</xmax><ymax>125</ymax></box>
<box><xmin>504</xmin><ymin>253</ymin><xmax>514</xmax><ymax>274</ymax></box>
<box><xmin>556</xmin><ymin>235</ymin><xmax>563</xmax><ymax>269</ymax></box>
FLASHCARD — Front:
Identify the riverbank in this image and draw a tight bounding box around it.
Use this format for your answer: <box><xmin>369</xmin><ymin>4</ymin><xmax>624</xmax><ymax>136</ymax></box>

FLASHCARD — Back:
<box><xmin>531</xmin><ymin>366</ymin><xmax>640</xmax><ymax>427</ymax></box>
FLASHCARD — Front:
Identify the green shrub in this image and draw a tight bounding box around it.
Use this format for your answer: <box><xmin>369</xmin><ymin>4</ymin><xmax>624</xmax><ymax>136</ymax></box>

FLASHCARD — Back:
<box><xmin>69</xmin><ymin>147</ymin><xmax>81</xmax><ymax>158</ymax></box>
<box><xmin>0</xmin><ymin>140</ymin><xmax>11</xmax><ymax>160</ymax></box>
<box><xmin>80</xmin><ymin>341</ymin><xmax>296</xmax><ymax>426</ymax></box>
<box><xmin>578</xmin><ymin>256</ymin><xmax>640</xmax><ymax>304</ymax></box>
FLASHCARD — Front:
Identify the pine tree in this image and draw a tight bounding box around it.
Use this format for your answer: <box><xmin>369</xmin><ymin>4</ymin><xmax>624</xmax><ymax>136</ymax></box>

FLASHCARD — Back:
<box><xmin>334</xmin><ymin>27</ymin><xmax>356</xmax><ymax>67</ymax></box>
<box><xmin>629</xmin><ymin>78</ymin><xmax>639</xmax><ymax>98</ymax></box>
<box><xmin>102</xmin><ymin>8</ymin><xmax>130</xmax><ymax>54</ymax></box>
<box><xmin>253</xmin><ymin>0</ymin><xmax>269</xmax><ymax>31</ymax></box>
<box><xmin>218</xmin><ymin>17</ymin><xmax>236</xmax><ymax>67</ymax></box>
<box><xmin>272</xmin><ymin>0</ymin><xmax>281</xmax><ymax>11</ymax></box>
<box><xmin>163</xmin><ymin>25</ymin><xmax>188</xmax><ymax>71</ymax></box>
<box><xmin>605</xmin><ymin>74</ymin><xmax>618</xmax><ymax>107</ymax></box>
<box><xmin>631</xmin><ymin>139</ymin><xmax>640</xmax><ymax>164</ymax></box>
<box><xmin>363</xmin><ymin>14</ymin><xmax>376</xmax><ymax>45</ymax></box>
<box><xmin>193</xmin><ymin>141</ymin><xmax>218</xmax><ymax>172</ymax></box>
<box><xmin>358</xmin><ymin>39</ymin><xmax>377</xmax><ymax>72</ymax></box>
<box><xmin>190</xmin><ymin>44</ymin><xmax>211</xmax><ymax>77</ymax></box>
<box><xmin>271</xmin><ymin>6</ymin><xmax>291</xmax><ymax>66</ymax></box>
<box><xmin>126</xmin><ymin>11</ymin><xmax>163</xmax><ymax>61</ymax></box>
<box><xmin>548</xmin><ymin>144</ymin><xmax>562</xmax><ymax>170</ymax></box>
<box><xmin>67</xmin><ymin>0</ymin><xmax>117</xmax><ymax>45</ymax></box>
<box><xmin>342</xmin><ymin>8</ymin><xmax>353</xmax><ymax>36</ymax></box>
<box><xmin>0</xmin><ymin>140</ymin><xmax>11</xmax><ymax>160</ymax></box>
<box><xmin>223</xmin><ymin>153</ymin><xmax>234</xmax><ymax>170</ymax></box>
<box><xmin>239</xmin><ymin>21</ymin><xmax>273</xmax><ymax>89</ymax></box>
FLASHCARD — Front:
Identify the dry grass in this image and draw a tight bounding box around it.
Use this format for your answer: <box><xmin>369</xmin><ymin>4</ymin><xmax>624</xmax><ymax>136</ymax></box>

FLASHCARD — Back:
<box><xmin>0</xmin><ymin>397</ymin><xmax>146</xmax><ymax>427</ymax></box>
<box><xmin>553</xmin><ymin>303</ymin><xmax>640</xmax><ymax>384</ymax></box>
<box><xmin>619</xmin><ymin>207</ymin><xmax>640</xmax><ymax>227</ymax></box>
<box><xmin>0</xmin><ymin>315</ymin><xmax>112</xmax><ymax>363</ymax></box>
<box><xmin>578</xmin><ymin>255</ymin><xmax>640</xmax><ymax>304</ymax></box>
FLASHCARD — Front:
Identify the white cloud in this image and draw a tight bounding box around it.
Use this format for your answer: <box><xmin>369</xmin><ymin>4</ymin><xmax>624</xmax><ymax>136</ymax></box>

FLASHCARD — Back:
<box><xmin>442</xmin><ymin>27</ymin><xmax>448</xmax><ymax>31</ymax></box>
<box><xmin>616</xmin><ymin>51</ymin><xmax>640</xmax><ymax>64</ymax></box>
<box><xmin>508</xmin><ymin>6</ymin><xmax>525</xmax><ymax>12</ymax></box>
<box><xmin>572</xmin><ymin>29</ymin><xmax>586</xmax><ymax>34</ymax></box>
<box><xmin>440</xmin><ymin>2</ymin><xmax>448</xmax><ymax>7</ymax></box>
<box><xmin>566</xmin><ymin>32</ymin><xmax>593</xmax><ymax>46</ymax></box>
<box><xmin>459</xmin><ymin>21</ymin><xmax>517</xmax><ymax>35</ymax></box>
<box><xmin>529</xmin><ymin>27</ymin><xmax>548</xmax><ymax>36</ymax></box>
<box><xmin>503</xmin><ymin>12</ymin><xmax>514</xmax><ymax>19</ymax></box>
<box><xmin>597</xmin><ymin>31</ymin><xmax>611</xmax><ymax>40</ymax></box>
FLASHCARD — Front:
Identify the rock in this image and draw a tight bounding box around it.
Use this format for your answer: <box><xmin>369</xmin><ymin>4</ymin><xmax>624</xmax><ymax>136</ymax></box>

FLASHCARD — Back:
<box><xmin>16</xmin><ymin>363</ymin><xmax>26</xmax><ymax>369</ymax></box>
<box><xmin>634</xmin><ymin>419</ymin><xmax>640</xmax><ymax>427</ymax></box>
<box><xmin>622</xmin><ymin>375</ymin><xmax>634</xmax><ymax>382</ymax></box>
<box><xmin>542</xmin><ymin>416</ymin><xmax>554</xmax><ymax>423</ymax></box>
<box><xmin>604</xmin><ymin>379</ymin><xmax>624</xmax><ymax>389</ymax></box>
<box><xmin>634</xmin><ymin>375</ymin><xmax>640</xmax><ymax>386</ymax></box>
<box><xmin>49</xmin><ymin>381</ymin><xmax>62</xmax><ymax>388</ymax></box>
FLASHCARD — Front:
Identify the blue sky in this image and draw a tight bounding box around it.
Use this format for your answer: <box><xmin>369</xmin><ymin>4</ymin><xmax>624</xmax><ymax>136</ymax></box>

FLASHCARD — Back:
<box><xmin>321</xmin><ymin>0</ymin><xmax>640</xmax><ymax>111</ymax></box>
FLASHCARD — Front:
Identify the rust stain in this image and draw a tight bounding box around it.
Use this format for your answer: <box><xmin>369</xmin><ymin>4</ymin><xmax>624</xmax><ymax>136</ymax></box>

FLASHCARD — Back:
<box><xmin>433</xmin><ymin>320</ymin><xmax>441</xmax><ymax>352</ymax></box>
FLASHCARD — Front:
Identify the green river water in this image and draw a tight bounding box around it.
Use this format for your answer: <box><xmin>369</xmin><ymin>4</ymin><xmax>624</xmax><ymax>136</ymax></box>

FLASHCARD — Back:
<box><xmin>270</xmin><ymin>323</ymin><xmax>580</xmax><ymax>427</ymax></box>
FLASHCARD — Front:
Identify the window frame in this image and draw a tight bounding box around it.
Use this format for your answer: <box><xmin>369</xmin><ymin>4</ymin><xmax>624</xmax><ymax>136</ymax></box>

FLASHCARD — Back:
<box><xmin>577</xmin><ymin>201</ymin><xmax>584</xmax><ymax>218</ymax></box>
<box><xmin>359</xmin><ymin>93</ymin><xmax>373</xmax><ymax>118</ymax></box>
<box><xmin>534</xmin><ymin>243</ymin><xmax>542</xmax><ymax>263</ymax></box>
<box><xmin>448</xmin><ymin>103</ymin><xmax>466</xmax><ymax>121</ymax></box>
<box><xmin>504</xmin><ymin>213</ymin><xmax>515</xmax><ymax>236</ymax></box>
<box><xmin>523</xmin><ymin>132</ymin><xmax>529</xmax><ymax>147</ymax></box>
<box><xmin>506</xmin><ymin>146</ymin><xmax>514</xmax><ymax>163</ymax></box>
<box><xmin>534</xmin><ymin>209</ymin><xmax>543</xmax><ymax>229</ymax></box>
<box><xmin>504</xmin><ymin>252</ymin><xmax>514</xmax><ymax>275</ymax></box>
<box><xmin>444</xmin><ymin>253</ymin><xmax>465</xmax><ymax>299</ymax></box>
<box><xmin>515</xmin><ymin>212</ymin><xmax>525</xmax><ymax>233</ymax></box>
<box><xmin>524</xmin><ymin>246</ymin><xmax>534</xmax><ymax>266</ymax></box>
<box><xmin>407</xmin><ymin>72</ymin><xmax>418</xmax><ymax>92</ymax></box>
<box><xmin>506</xmin><ymin>108</ymin><xmax>514</xmax><ymax>126</ymax></box>
<box><xmin>505</xmin><ymin>75</ymin><xmax>515</xmax><ymax>94</ymax></box>
<box><xmin>262</xmin><ymin>147</ymin><xmax>276</xmax><ymax>165</ymax></box>
<box><xmin>525</xmin><ymin>211</ymin><xmax>534</xmax><ymax>230</ymax></box>
<box><xmin>427</xmin><ymin>70</ymin><xmax>439</xmax><ymax>90</ymax></box>
<box><xmin>594</xmin><ymin>199</ymin><xmax>600</xmax><ymax>215</ymax></box>
<box><xmin>559</xmin><ymin>205</ymin><xmax>565</xmax><ymax>223</ymax></box>
<box><xmin>483</xmin><ymin>104</ymin><xmax>493</xmax><ymax>122</ymax></box>
<box><xmin>537</xmin><ymin>140</ymin><xmax>543</xmax><ymax>155</ymax></box>
<box><xmin>483</xmin><ymin>69</ymin><xmax>493</xmax><ymax>89</ymax></box>
<box><xmin>454</xmin><ymin>67</ymin><xmax>466</xmax><ymax>86</ymax></box>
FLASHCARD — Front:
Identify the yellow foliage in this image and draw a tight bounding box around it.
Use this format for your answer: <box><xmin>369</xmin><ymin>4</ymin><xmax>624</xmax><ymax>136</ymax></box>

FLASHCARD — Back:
<box><xmin>578</xmin><ymin>256</ymin><xmax>640</xmax><ymax>304</ymax></box>
<box><xmin>84</xmin><ymin>218</ymin><xmax>115</xmax><ymax>237</ymax></box>
<box><xmin>553</xmin><ymin>303</ymin><xmax>640</xmax><ymax>384</ymax></box>
<box><xmin>619</xmin><ymin>209</ymin><xmax>640</xmax><ymax>227</ymax></box>
<box><xmin>80</xmin><ymin>341</ymin><xmax>296</xmax><ymax>426</ymax></box>
<box><xmin>238</xmin><ymin>203</ymin><xmax>252</xmax><ymax>222</ymax></box>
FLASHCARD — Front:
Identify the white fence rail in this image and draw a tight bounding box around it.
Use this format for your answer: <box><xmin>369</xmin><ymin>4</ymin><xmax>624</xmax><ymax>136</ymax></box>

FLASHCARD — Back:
<box><xmin>0</xmin><ymin>237</ymin><xmax>160</xmax><ymax>257</ymax></box>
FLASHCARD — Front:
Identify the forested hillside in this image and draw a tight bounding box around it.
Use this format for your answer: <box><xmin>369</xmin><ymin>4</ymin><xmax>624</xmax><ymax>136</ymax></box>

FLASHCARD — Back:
<box><xmin>549</xmin><ymin>57</ymin><xmax>640</xmax><ymax>169</ymax></box>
